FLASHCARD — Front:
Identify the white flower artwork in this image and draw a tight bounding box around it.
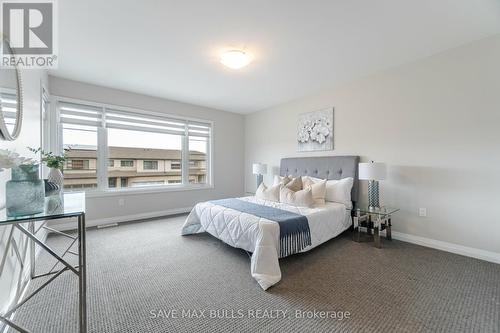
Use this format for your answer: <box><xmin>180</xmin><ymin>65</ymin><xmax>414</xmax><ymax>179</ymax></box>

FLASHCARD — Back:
<box><xmin>297</xmin><ymin>108</ymin><xmax>334</xmax><ymax>151</ymax></box>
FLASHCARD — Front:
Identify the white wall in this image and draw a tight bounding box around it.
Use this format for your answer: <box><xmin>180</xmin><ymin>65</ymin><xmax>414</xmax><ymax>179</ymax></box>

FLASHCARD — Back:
<box><xmin>245</xmin><ymin>35</ymin><xmax>500</xmax><ymax>257</ymax></box>
<box><xmin>48</xmin><ymin>76</ymin><xmax>245</xmax><ymax>224</ymax></box>
<box><xmin>0</xmin><ymin>69</ymin><xmax>48</xmax><ymax>316</ymax></box>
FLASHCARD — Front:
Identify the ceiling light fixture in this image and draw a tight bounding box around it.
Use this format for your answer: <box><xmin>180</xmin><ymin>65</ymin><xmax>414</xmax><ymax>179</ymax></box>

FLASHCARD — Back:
<box><xmin>220</xmin><ymin>50</ymin><xmax>252</xmax><ymax>69</ymax></box>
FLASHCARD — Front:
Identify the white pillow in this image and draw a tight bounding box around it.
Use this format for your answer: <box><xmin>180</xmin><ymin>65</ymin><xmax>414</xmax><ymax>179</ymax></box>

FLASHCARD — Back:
<box><xmin>305</xmin><ymin>176</ymin><xmax>353</xmax><ymax>208</ymax></box>
<box><xmin>273</xmin><ymin>175</ymin><xmax>292</xmax><ymax>186</ymax></box>
<box><xmin>279</xmin><ymin>186</ymin><xmax>314</xmax><ymax>208</ymax></box>
<box><xmin>255</xmin><ymin>183</ymin><xmax>280</xmax><ymax>202</ymax></box>
<box><xmin>302</xmin><ymin>177</ymin><xmax>327</xmax><ymax>205</ymax></box>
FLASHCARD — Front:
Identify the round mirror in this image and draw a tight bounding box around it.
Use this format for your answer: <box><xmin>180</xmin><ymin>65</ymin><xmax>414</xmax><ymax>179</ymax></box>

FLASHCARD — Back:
<box><xmin>0</xmin><ymin>38</ymin><xmax>23</xmax><ymax>141</ymax></box>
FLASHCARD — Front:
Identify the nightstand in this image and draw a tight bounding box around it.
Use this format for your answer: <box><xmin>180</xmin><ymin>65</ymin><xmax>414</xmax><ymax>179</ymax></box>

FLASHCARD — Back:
<box><xmin>351</xmin><ymin>206</ymin><xmax>399</xmax><ymax>248</ymax></box>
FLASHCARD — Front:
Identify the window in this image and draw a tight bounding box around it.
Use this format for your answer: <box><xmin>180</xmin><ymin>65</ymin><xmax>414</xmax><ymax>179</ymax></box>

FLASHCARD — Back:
<box><xmin>0</xmin><ymin>90</ymin><xmax>18</xmax><ymax>134</ymax></box>
<box><xmin>188</xmin><ymin>123</ymin><xmax>210</xmax><ymax>184</ymax></box>
<box><xmin>69</xmin><ymin>159</ymin><xmax>90</xmax><ymax>170</ymax></box>
<box><xmin>54</xmin><ymin>99</ymin><xmax>212</xmax><ymax>192</ymax></box>
<box><xmin>143</xmin><ymin>160</ymin><xmax>158</xmax><ymax>170</ymax></box>
<box><xmin>120</xmin><ymin>160</ymin><xmax>134</xmax><ymax>167</ymax></box>
<box><xmin>108</xmin><ymin>177</ymin><xmax>117</xmax><ymax>188</ymax></box>
<box><xmin>106</xmin><ymin>108</ymin><xmax>184</xmax><ymax>188</ymax></box>
<box><xmin>170</xmin><ymin>161</ymin><xmax>181</xmax><ymax>170</ymax></box>
<box><xmin>59</xmin><ymin>102</ymin><xmax>101</xmax><ymax>191</ymax></box>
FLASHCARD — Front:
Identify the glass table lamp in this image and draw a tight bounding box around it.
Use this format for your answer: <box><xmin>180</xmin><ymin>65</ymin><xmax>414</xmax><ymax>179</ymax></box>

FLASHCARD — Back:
<box><xmin>252</xmin><ymin>163</ymin><xmax>267</xmax><ymax>188</ymax></box>
<box><xmin>359</xmin><ymin>161</ymin><xmax>386</xmax><ymax>209</ymax></box>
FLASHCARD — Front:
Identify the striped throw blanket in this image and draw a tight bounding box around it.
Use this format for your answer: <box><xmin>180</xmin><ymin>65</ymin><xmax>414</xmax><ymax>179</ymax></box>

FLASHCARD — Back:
<box><xmin>209</xmin><ymin>198</ymin><xmax>312</xmax><ymax>257</ymax></box>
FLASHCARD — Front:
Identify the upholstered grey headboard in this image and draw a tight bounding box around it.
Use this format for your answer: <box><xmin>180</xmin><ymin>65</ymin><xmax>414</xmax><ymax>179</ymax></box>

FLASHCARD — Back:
<box><xmin>280</xmin><ymin>156</ymin><xmax>360</xmax><ymax>205</ymax></box>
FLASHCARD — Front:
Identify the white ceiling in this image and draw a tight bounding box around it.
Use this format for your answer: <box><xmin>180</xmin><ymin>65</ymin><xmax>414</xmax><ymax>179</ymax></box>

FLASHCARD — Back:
<box><xmin>51</xmin><ymin>0</ymin><xmax>500</xmax><ymax>114</ymax></box>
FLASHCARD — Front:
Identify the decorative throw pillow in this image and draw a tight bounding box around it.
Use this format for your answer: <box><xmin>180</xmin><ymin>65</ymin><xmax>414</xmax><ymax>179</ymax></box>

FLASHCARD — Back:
<box><xmin>305</xmin><ymin>176</ymin><xmax>354</xmax><ymax>208</ymax></box>
<box><xmin>273</xmin><ymin>175</ymin><xmax>292</xmax><ymax>186</ymax></box>
<box><xmin>255</xmin><ymin>183</ymin><xmax>280</xmax><ymax>202</ymax></box>
<box><xmin>302</xmin><ymin>177</ymin><xmax>327</xmax><ymax>205</ymax></box>
<box><xmin>279</xmin><ymin>186</ymin><xmax>314</xmax><ymax>208</ymax></box>
<box><xmin>285</xmin><ymin>177</ymin><xmax>303</xmax><ymax>192</ymax></box>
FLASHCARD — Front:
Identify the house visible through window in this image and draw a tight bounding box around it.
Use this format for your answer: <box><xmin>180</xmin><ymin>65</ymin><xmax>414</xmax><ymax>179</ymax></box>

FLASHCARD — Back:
<box><xmin>55</xmin><ymin>99</ymin><xmax>211</xmax><ymax>191</ymax></box>
<box><xmin>143</xmin><ymin>160</ymin><xmax>158</xmax><ymax>170</ymax></box>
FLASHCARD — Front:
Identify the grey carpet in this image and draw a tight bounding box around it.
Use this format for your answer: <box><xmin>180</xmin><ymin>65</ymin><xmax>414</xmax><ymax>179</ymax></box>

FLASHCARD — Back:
<box><xmin>10</xmin><ymin>215</ymin><xmax>500</xmax><ymax>333</ymax></box>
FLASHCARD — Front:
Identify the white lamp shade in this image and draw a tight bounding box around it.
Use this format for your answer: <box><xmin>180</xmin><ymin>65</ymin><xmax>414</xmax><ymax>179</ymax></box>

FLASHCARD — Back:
<box><xmin>252</xmin><ymin>163</ymin><xmax>268</xmax><ymax>175</ymax></box>
<box><xmin>359</xmin><ymin>162</ymin><xmax>387</xmax><ymax>180</ymax></box>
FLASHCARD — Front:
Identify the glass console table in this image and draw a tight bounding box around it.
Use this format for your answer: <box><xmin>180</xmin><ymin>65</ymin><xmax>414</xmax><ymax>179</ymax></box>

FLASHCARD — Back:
<box><xmin>0</xmin><ymin>192</ymin><xmax>87</xmax><ymax>333</ymax></box>
<box><xmin>351</xmin><ymin>206</ymin><xmax>399</xmax><ymax>248</ymax></box>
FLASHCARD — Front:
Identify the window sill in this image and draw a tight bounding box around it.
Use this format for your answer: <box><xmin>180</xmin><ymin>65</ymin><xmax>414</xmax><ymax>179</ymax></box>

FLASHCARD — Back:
<box><xmin>77</xmin><ymin>184</ymin><xmax>215</xmax><ymax>198</ymax></box>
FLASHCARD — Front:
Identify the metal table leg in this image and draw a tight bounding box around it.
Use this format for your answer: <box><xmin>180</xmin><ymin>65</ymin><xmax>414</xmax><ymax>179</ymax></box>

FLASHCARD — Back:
<box><xmin>373</xmin><ymin>215</ymin><xmax>381</xmax><ymax>248</ymax></box>
<box><xmin>29</xmin><ymin>222</ymin><xmax>35</xmax><ymax>279</ymax></box>
<box><xmin>1</xmin><ymin>214</ymin><xmax>87</xmax><ymax>333</ymax></box>
<box><xmin>0</xmin><ymin>315</ymin><xmax>30</xmax><ymax>333</ymax></box>
<box><xmin>78</xmin><ymin>214</ymin><xmax>87</xmax><ymax>333</ymax></box>
<box><xmin>386</xmin><ymin>216</ymin><xmax>392</xmax><ymax>241</ymax></box>
<box><xmin>15</xmin><ymin>224</ymin><xmax>79</xmax><ymax>275</ymax></box>
<box><xmin>353</xmin><ymin>215</ymin><xmax>358</xmax><ymax>241</ymax></box>
<box><xmin>373</xmin><ymin>227</ymin><xmax>381</xmax><ymax>248</ymax></box>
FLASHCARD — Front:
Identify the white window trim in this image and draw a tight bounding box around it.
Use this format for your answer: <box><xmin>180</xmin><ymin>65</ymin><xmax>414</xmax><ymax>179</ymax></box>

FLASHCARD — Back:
<box><xmin>49</xmin><ymin>95</ymin><xmax>215</xmax><ymax>196</ymax></box>
<box><xmin>85</xmin><ymin>183</ymin><xmax>214</xmax><ymax>198</ymax></box>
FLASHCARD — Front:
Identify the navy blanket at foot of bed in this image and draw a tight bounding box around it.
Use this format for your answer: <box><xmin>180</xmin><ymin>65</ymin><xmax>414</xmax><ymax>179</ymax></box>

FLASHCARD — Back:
<box><xmin>209</xmin><ymin>198</ymin><xmax>312</xmax><ymax>257</ymax></box>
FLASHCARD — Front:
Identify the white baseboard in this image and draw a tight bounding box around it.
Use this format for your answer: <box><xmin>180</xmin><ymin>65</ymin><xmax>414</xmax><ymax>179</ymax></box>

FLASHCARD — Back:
<box><xmin>392</xmin><ymin>231</ymin><xmax>500</xmax><ymax>264</ymax></box>
<box><xmin>51</xmin><ymin>207</ymin><xmax>192</xmax><ymax>231</ymax></box>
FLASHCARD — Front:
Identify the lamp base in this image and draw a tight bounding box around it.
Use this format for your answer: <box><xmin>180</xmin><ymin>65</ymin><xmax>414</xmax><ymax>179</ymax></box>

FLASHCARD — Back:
<box><xmin>368</xmin><ymin>180</ymin><xmax>380</xmax><ymax>209</ymax></box>
<box><xmin>256</xmin><ymin>174</ymin><xmax>263</xmax><ymax>189</ymax></box>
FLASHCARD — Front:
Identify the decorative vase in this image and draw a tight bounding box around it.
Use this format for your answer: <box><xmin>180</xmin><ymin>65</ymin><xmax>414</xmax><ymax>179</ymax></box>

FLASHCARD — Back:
<box><xmin>44</xmin><ymin>179</ymin><xmax>60</xmax><ymax>196</ymax></box>
<box><xmin>48</xmin><ymin>168</ymin><xmax>64</xmax><ymax>188</ymax></box>
<box><xmin>45</xmin><ymin>192</ymin><xmax>64</xmax><ymax>215</ymax></box>
<box><xmin>6</xmin><ymin>164</ymin><xmax>45</xmax><ymax>217</ymax></box>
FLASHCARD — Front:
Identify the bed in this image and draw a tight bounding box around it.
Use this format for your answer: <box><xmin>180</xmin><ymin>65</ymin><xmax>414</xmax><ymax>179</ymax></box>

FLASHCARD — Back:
<box><xmin>181</xmin><ymin>156</ymin><xmax>360</xmax><ymax>290</ymax></box>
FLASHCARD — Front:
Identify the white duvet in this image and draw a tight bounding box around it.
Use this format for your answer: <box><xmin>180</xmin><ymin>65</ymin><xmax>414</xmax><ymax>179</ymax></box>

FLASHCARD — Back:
<box><xmin>181</xmin><ymin>196</ymin><xmax>351</xmax><ymax>290</ymax></box>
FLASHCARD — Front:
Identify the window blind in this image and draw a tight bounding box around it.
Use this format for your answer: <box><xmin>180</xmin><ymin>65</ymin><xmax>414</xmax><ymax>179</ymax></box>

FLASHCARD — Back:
<box><xmin>0</xmin><ymin>91</ymin><xmax>18</xmax><ymax>126</ymax></box>
<box><xmin>58</xmin><ymin>101</ymin><xmax>212</xmax><ymax>136</ymax></box>
<box><xmin>187</xmin><ymin>121</ymin><xmax>211</xmax><ymax>138</ymax></box>
<box><xmin>105</xmin><ymin>109</ymin><xmax>187</xmax><ymax>136</ymax></box>
<box><xmin>59</xmin><ymin>101</ymin><xmax>103</xmax><ymax>127</ymax></box>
